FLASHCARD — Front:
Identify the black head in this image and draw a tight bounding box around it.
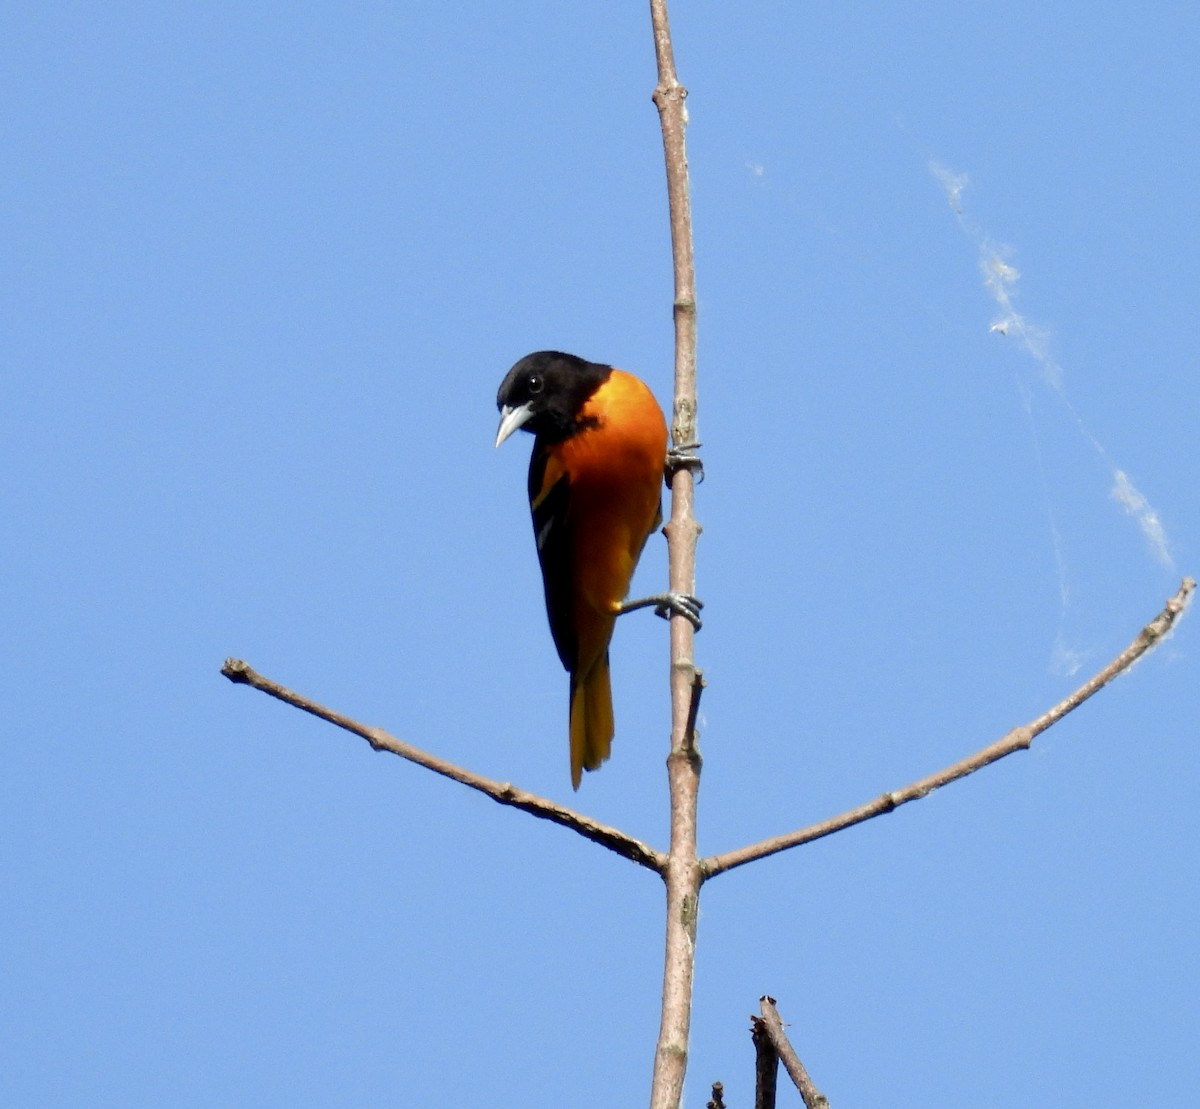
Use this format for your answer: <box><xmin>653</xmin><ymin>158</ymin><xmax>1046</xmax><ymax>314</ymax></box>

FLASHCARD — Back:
<box><xmin>495</xmin><ymin>351</ymin><xmax>612</xmax><ymax>447</ymax></box>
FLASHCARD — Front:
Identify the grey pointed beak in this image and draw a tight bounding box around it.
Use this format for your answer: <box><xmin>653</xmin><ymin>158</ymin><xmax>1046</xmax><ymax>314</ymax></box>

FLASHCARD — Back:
<box><xmin>495</xmin><ymin>402</ymin><xmax>535</xmax><ymax>447</ymax></box>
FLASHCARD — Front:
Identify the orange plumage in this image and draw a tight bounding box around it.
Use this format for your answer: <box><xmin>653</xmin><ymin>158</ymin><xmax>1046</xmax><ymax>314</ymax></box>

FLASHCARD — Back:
<box><xmin>496</xmin><ymin>353</ymin><xmax>667</xmax><ymax>788</ymax></box>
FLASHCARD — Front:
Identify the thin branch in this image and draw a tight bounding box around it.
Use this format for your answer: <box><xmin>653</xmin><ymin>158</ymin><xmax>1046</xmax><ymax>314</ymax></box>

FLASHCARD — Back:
<box><xmin>758</xmin><ymin>998</ymin><xmax>829</xmax><ymax>1109</ymax></box>
<box><xmin>751</xmin><ymin>1015</ymin><xmax>779</xmax><ymax>1109</ymax></box>
<box><xmin>703</xmin><ymin>577</ymin><xmax>1195</xmax><ymax>880</ymax></box>
<box><xmin>647</xmin><ymin>2</ymin><xmax>705</xmax><ymax>1108</ymax></box>
<box><xmin>220</xmin><ymin>658</ymin><xmax>666</xmax><ymax>873</ymax></box>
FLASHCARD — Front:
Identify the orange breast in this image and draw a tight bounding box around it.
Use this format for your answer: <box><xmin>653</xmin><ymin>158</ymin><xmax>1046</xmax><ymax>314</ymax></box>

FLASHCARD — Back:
<box><xmin>557</xmin><ymin>368</ymin><xmax>667</xmax><ymax>621</ymax></box>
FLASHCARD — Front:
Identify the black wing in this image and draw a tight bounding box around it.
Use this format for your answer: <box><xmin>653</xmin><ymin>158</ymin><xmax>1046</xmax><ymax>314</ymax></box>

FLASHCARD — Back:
<box><xmin>528</xmin><ymin>443</ymin><xmax>576</xmax><ymax>672</ymax></box>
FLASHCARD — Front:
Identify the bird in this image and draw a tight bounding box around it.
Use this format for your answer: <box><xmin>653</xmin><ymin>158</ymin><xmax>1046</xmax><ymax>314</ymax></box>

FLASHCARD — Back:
<box><xmin>495</xmin><ymin>350</ymin><xmax>700</xmax><ymax>789</ymax></box>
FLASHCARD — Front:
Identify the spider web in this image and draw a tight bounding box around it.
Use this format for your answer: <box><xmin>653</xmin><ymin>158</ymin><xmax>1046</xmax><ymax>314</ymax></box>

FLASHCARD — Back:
<box><xmin>931</xmin><ymin>163</ymin><xmax>1175</xmax><ymax>674</ymax></box>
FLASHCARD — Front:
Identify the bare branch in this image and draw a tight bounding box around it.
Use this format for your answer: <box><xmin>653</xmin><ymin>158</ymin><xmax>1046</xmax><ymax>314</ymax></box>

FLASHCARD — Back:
<box><xmin>703</xmin><ymin>577</ymin><xmax>1195</xmax><ymax>879</ymax></box>
<box><xmin>221</xmin><ymin>658</ymin><xmax>666</xmax><ymax>873</ymax></box>
<box><xmin>751</xmin><ymin>1014</ymin><xmax>779</xmax><ymax>1109</ymax></box>
<box><xmin>758</xmin><ymin>998</ymin><xmax>829</xmax><ymax>1109</ymax></box>
<box><xmin>647</xmin><ymin>1</ymin><xmax>705</xmax><ymax>1107</ymax></box>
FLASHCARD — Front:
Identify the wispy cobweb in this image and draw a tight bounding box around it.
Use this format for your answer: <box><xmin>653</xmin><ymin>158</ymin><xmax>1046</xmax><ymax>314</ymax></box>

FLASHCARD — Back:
<box><xmin>980</xmin><ymin>252</ymin><xmax>1064</xmax><ymax>390</ymax></box>
<box><xmin>1111</xmin><ymin>470</ymin><xmax>1172</xmax><ymax>567</ymax></box>
<box><xmin>930</xmin><ymin>162</ymin><xmax>1176</xmax><ymax>670</ymax></box>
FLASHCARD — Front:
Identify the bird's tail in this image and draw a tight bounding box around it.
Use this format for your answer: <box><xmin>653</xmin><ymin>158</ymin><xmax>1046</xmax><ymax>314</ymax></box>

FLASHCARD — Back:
<box><xmin>569</xmin><ymin>654</ymin><xmax>614</xmax><ymax>790</ymax></box>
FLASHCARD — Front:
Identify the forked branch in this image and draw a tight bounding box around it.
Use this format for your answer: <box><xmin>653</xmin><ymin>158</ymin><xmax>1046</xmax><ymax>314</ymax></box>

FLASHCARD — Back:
<box><xmin>221</xmin><ymin>575</ymin><xmax>1192</xmax><ymax>885</ymax></box>
<box><xmin>755</xmin><ymin>998</ymin><xmax>829</xmax><ymax>1109</ymax></box>
<box><xmin>703</xmin><ymin>577</ymin><xmax>1195</xmax><ymax>879</ymax></box>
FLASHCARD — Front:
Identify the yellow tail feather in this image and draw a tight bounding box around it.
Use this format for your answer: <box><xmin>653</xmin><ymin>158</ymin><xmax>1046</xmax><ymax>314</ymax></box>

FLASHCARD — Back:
<box><xmin>569</xmin><ymin>656</ymin><xmax>614</xmax><ymax>790</ymax></box>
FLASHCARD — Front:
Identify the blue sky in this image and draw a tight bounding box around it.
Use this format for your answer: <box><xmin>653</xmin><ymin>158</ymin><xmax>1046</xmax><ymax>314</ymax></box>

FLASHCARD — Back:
<box><xmin>3</xmin><ymin>3</ymin><xmax>1197</xmax><ymax>1105</ymax></box>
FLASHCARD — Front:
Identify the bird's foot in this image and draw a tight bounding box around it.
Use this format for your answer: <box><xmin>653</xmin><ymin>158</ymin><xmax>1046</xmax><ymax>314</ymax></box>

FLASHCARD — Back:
<box><xmin>665</xmin><ymin>442</ymin><xmax>704</xmax><ymax>484</ymax></box>
<box><xmin>618</xmin><ymin>592</ymin><xmax>704</xmax><ymax>631</ymax></box>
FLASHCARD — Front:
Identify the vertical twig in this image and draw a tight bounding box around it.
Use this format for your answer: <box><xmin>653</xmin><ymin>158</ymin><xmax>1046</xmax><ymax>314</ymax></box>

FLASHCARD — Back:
<box><xmin>758</xmin><ymin>997</ymin><xmax>830</xmax><ymax>1109</ymax></box>
<box><xmin>752</xmin><ymin>1016</ymin><xmax>780</xmax><ymax>1109</ymax></box>
<box><xmin>647</xmin><ymin>2</ymin><xmax>704</xmax><ymax>1109</ymax></box>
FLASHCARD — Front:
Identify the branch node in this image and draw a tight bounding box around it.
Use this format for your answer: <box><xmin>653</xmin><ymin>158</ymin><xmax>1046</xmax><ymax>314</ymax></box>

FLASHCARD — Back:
<box><xmin>653</xmin><ymin>81</ymin><xmax>688</xmax><ymax>109</ymax></box>
<box><xmin>668</xmin><ymin>746</ymin><xmax>702</xmax><ymax>778</ymax></box>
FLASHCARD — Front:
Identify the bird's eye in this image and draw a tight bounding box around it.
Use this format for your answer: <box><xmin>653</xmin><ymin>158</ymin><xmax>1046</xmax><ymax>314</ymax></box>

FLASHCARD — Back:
<box><xmin>528</xmin><ymin>373</ymin><xmax>544</xmax><ymax>395</ymax></box>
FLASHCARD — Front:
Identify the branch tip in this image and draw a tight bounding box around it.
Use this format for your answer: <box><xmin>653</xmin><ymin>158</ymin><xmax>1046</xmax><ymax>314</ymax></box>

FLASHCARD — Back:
<box><xmin>222</xmin><ymin>658</ymin><xmax>252</xmax><ymax>684</ymax></box>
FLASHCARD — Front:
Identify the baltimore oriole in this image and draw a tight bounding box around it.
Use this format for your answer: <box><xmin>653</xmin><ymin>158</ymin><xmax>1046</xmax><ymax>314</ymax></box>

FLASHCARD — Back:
<box><xmin>496</xmin><ymin>351</ymin><xmax>700</xmax><ymax>789</ymax></box>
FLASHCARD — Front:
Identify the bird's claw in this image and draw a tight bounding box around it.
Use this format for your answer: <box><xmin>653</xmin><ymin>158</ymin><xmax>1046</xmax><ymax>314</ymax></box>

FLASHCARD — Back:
<box><xmin>653</xmin><ymin>592</ymin><xmax>704</xmax><ymax>630</ymax></box>
<box><xmin>666</xmin><ymin>441</ymin><xmax>704</xmax><ymax>484</ymax></box>
<box><xmin>618</xmin><ymin>591</ymin><xmax>704</xmax><ymax>631</ymax></box>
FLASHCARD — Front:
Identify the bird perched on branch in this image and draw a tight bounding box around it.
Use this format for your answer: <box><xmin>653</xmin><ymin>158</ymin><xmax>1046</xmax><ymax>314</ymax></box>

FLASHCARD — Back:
<box><xmin>495</xmin><ymin>351</ymin><xmax>700</xmax><ymax>789</ymax></box>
